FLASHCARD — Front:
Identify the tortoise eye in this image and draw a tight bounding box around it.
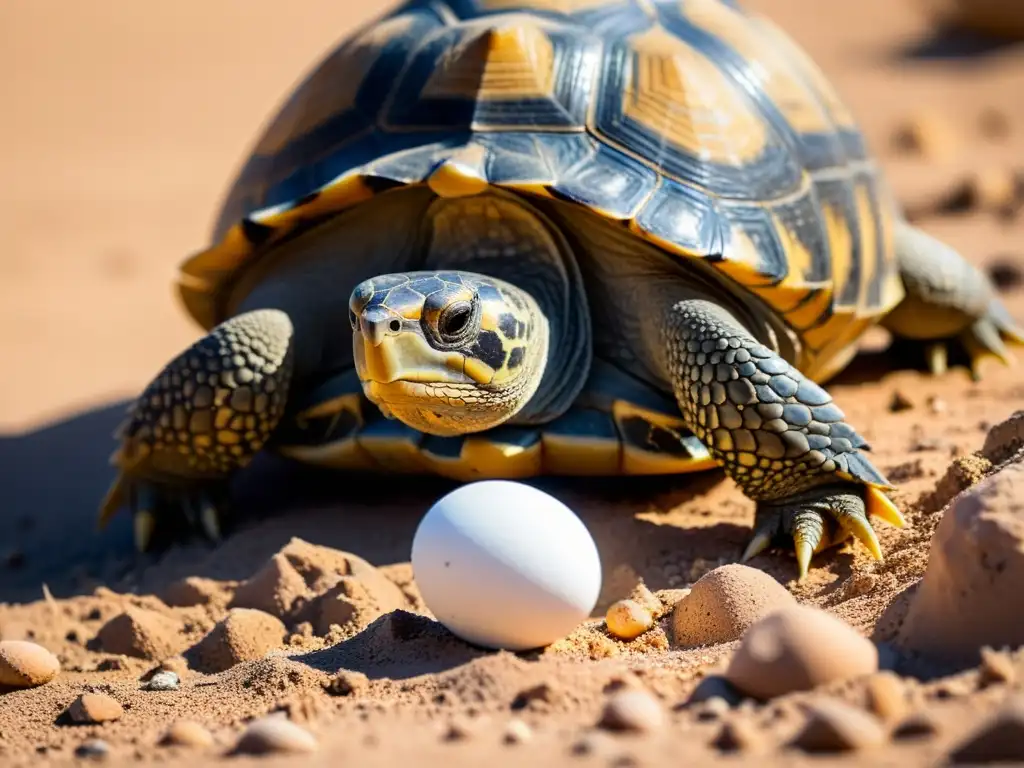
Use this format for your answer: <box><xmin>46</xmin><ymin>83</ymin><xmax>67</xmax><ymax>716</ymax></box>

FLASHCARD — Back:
<box><xmin>438</xmin><ymin>301</ymin><xmax>473</xmax><ymax>342</ymax></box>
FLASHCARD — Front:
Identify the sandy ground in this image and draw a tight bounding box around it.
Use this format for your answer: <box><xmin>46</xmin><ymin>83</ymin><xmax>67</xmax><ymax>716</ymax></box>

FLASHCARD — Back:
<box><xmin>2</xmin><ymin>0</ymin><xmax>1024</xmax><ymax>765</ymax></box>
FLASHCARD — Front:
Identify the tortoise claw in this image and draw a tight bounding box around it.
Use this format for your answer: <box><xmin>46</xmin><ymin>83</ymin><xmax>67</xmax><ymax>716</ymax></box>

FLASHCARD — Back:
<box><xmin>97</xmin><ymin>473</ymin><xmax>229</xmax><ymax>552</ymax></box>
<box><xmin>744</xmin><ymin>486</ymin><xmax>904</xmax><ymax>581</ymax></box>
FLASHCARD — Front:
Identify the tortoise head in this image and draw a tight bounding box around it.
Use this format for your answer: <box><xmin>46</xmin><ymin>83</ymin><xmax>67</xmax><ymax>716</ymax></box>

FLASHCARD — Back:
<box><xmin>349</xmin><ymin>271</ymin><xmax>548</xmax><ymax>436</ymax></box>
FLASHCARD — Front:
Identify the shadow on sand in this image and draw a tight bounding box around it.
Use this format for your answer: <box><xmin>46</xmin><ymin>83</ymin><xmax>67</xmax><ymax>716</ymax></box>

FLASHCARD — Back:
<box><xmin>0</xmin><ymin>342</ymin><xmax>934</xmax><ymax>607</ymax></box>
<box><xmin>892</xmin><ymin>24</ymin><xmax>1023</xmax><ymax>62</ymax></box>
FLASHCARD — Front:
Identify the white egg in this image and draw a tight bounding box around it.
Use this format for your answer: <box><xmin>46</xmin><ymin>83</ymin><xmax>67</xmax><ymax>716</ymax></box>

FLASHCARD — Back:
<box><xmin>411</xmin><ymin>480</ymin><xmax>602</xmax><ymax>651</ymax></box>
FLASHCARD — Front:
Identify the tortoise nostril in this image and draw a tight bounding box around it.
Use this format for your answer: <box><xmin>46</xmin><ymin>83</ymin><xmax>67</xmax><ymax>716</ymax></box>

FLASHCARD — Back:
<box><xmin>389</xmin><ymin>319</ymin><xmax>401</xmax><ymax>332</ymax></box>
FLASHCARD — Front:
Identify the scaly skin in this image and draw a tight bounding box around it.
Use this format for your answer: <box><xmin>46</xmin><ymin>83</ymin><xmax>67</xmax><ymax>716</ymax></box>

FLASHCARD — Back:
<box><xmin>884</xmin><ymin>222</ymin><xmax>1024</xmax><ymax>378</ymax></box>
<box><xmin>98</xmin><ymin>309</ymin><xmax>295</xmax><ymax>550</ymax></box>
<box><xmin>660</xmin><ymin>299</ymin><xmax>901</xmax><ymax>578</ymax></box>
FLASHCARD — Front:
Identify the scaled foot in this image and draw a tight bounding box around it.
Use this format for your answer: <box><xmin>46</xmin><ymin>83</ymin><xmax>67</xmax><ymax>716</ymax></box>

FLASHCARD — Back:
<box><xmin>885</xmin><ymin>222</ymin><xmax>1024</xmax><ymax>379</ymax></box>
<box><xmin>664</xmin><ymin>299</ymin><xmax>907</xmax><ymax>579</ymax></box>
<box><xmin>98</xmin><ymin>309</ymin><xmax>295</xmax><ymax>551</ymax></box>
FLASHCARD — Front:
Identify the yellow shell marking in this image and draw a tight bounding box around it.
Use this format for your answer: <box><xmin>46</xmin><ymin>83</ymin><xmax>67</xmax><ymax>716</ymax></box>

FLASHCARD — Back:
<box><xmin>421</xmin><ymin>21</ymin><xmax>556</xmax><ymax>102</ymax></box>
<box><xmin>422</xmin><ymin>436</ymin><xmax>543</xmax><ymax>481</ymax></box>
<box><xmin>624</xmin><ymin>26</ymin><xmax>769</xmax><ymax>166</ymax></box>
<box><xmin>612</xmin><ymin>400</ymin><xmax>718</xmax><ymax>475</ymax></box>
<box><xmin>428</xmin><ymin>144</ymin><xmax>490</xmax><ymax>198</ymax></box>
<box><xmin>680</xmin><ymin>0</ymin><xmax>834</xmax><ymax>135</ymax></box>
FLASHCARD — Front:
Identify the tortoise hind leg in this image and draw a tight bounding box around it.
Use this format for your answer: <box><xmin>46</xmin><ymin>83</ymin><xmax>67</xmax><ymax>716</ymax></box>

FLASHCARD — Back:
<box><xmin>662</xmin><ymin>299</ymin><xmax>906</xmax><ymax>579</ymax></box>
<box><xmin>883</xmin><ymin>221</ymin><xmax>1024</xmax><ymax>379</ymax></box>
<box><xmin>98</xmin><ymin>309</ymin><xmax>295</xmax><ymax>551</ymax></box>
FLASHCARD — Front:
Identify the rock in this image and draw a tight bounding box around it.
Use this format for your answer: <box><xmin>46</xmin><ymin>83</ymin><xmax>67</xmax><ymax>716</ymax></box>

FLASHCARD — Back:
<box><xmin>0</xmin><ymin>639</ymin><xmax>60</xmax><ymax>688</ymax></box>
<box><xmin>67</xmin><ymin>693</ymin><xmax>124</xmax><ymax>724</ymax></box>
<box><xmin>161</xmin><ymin>720</ymin><xmax>215</xmax><ymax>748</ymax></box>
<box><xmin>672</xmin><ymin>564</ymin><xmax>795</xmax><ymax>648</ymax></box>
<box><xmin>503</xmin><ymin>718</ymin><xmax>533</xmax><ymax>745</ymax></box>
<box><xmin>186</xmin><ymin>608</ymin><xmax>287</xmax><ymax>673</ymax></box>
<box><xmin>865</xmin><ymin>671</ymin><xmax>909</xmax><ymax>722</ymax></box>
<box><xmin>230</xmin><ymin>554</ymin><xmax>311</xmax><ymax>620</ymax></box>
<box><xmin>898</xmin><ymin>461</ymin><xmax>1024</xmax><ymax>662</ymax></box>
<box><xmin>142</xmin><ymin>670</ymin><xmax>180</xmax><ymax>691</ymax></box>
<box><xmin>686</xmin><ymin>675</ymin><xmax>744</xmax><ymax>707</ymax></box>
<box><xmin>233</xmin><ymin>714</ymin><xmax>318</xmax><ymax>755</ymax></box>
<box><xmin>75</xmin><ymin>739</ymin><xmax>110</xmax><ymax>760</ymax></box>
<box><xmin>789</xmin><ymin>698</ymin><xmax>886</xmax><ymax>753</ymax></box>
<box><xmin>979</xmin><ymin>647</ymin><xmax>1016</xmax><ymax>687</ymax></box>
<box><xmin>605</xmin><ymin>600</ymin><xmax>654</xmax><ymax>641</ymax></box>
<box><xmin>597</xmin><ymin>688</ymin><xmax>665</xmax><ymax>733</ymax></box>
<box><xmin>96</xmin><ymin>607</ymin><xmax>186</xmax><ymax>660</ymax></box>
<box><xmin>948</xmin><ymin>695</ymin><xmax>1024</xmax><ymax>763</ymax></box>
<box><xmin>725</xmin><ymin>605</ymin><xmax>878</xmax><ymax>700</ymax></box>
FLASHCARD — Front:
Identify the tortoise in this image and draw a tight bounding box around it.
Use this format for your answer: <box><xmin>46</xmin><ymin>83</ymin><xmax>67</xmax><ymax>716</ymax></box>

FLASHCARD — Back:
<box><xmin>99</xmin><ymin>0</ymin><xmax>1023</xmax><ymax>579</ymax></box>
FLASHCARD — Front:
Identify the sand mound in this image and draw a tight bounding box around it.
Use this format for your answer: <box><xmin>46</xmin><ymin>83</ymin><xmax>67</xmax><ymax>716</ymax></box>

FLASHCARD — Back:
<box><xmin>186</xmin><ymin>608</ymin><xmax>287</xmax><ymax>673</ymax></box>
<box><xmin>898</xmin><ymin>458</ymin><xmax>1024</xmax><ymax>663</ymax></box>
<box><xmin>230</xmin><ymin>553</ymin><xmax>311</xmax><ymax>620</ymax></box>
<box><xmin>95</xmin><ymin>607</ymin><xmax>188</xmax><ymax>661</ymax></box>
<box><xmin>672</xmin><ymin>565</ymin><xmax>795</xmax><ymax>648</ymax></box>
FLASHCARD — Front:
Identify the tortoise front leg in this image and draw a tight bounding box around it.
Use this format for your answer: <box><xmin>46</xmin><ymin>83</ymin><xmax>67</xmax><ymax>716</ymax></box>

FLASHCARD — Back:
<box><xmin>98</xmin><ymin>309</ymin><xmax>295</xmax><ymax>551</ymax></box>
<box><xmin>662</xmin><ymin>299</ymin><xmax>905</xmax><ymax>579</ymax></box>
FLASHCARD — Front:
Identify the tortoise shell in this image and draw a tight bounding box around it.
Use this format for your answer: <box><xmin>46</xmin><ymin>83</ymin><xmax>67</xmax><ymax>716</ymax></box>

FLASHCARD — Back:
<box><xmin>179</xmin><ymin>0</ymin><xmax>905</xmax><ymax>413</ymax></box>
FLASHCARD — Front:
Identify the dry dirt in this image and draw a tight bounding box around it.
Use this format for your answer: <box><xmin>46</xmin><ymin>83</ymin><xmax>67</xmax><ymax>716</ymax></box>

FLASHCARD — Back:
<box><xmin>2</xmin><ymin>1</ymin><xmax>1024</xmax><ymax>766</ymax></box>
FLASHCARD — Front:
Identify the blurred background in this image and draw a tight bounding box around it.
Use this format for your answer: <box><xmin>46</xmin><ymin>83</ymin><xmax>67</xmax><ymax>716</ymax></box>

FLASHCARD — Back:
<box><xmin>0</xmin><ymin>0</ymin><xmax>1022</xmax><ymax>599</ymax></box>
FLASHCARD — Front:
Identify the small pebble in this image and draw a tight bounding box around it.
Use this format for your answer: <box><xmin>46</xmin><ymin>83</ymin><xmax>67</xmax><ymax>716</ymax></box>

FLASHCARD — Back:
<box><xmin>0</xmin><ymin>639</ymin><xmax>61</xmax><ymax>688</ymax></box>
<box><xmin>789</xmin><ymin>698</ymin><xmax>886</xmax><ymax>753</ymax></box>
<box><xmin>598</xmin><ymin>688</ymin><xmax>665</xmax><ymax>733</ymax></box>
<box><xmin>686</xmin><ymin>675</ymin><xmax>744</xmax><ymax>707</ymax></box>
<box><xmin>948</xmin><ymin>695</ymin><xmax>1024</xmax><ymax>764</ymax></box>
<box><xmin>892</xmin><ymin>712</ymin><xmax>939</xmax><ymax>741</ymax></box>
<box><xmin>143</xmin><ymin>670</ymin><xmax>180</xmax><ymax>691</ymax></box>
<box><xmin>695</xmin><ymin>696</ymin><xmax>730</xmax><ymax>721</ymax></box>
<box><xmin>233</xmin><ymin>715</ymin><xmax>318</xmax><ymax>755</ymax></box>
<box><xmin>161</xmin><ymin>720</ymin><xmax>215</xmax><ymax>748</ymax></box>
<box><xmin>627</xmin><ymin>581</ymin><xmax>664</xmax><ymax>616</ymax></box>
<box><xmin>865</xmin><ymin>671</ymin><xmax>908</xmax><ymax>722</ymax></box>
<box><xmin>889</xmin><ymin>390</ymin><xmax>914</xmax><ymax>412</ymax></box>
<box><xmin>988</xmin><ymin>259</ymin><xmax>1024</xmax><ymax>292</ymax></box>
<box><xmin>67</xmin><ymin>693</ymin><xmax>124</xmax><ymax>724</ymax></box>
<box><xmin>503</xmin><ymin>718</ymin><xmax>533</xmax><ymax>745</ymax></box>
<box><xmin>979</xmin><ymin>647</ymin><xmax>1016</xmax><ymax>687</ymax></box>
<box><xmin>892</xmin><ymin>112</ymin><xmax>958</xmax><ymax>160</ymax></box>
<box><xmin>711</xmin><ymin>719</ymin><xmax>764</xmax><ymax>753</ymax></box>
<box><xmin>74</xmin><ymin>739</ymin><xmax>110</xmax><ymax>760</ymax></box>
<box><xmin>927</xmin><ymin>396</ymin><xmax>948</xmax><ymax>415</ymax></box>
<box><xmin>606</xmin><ymin>600</ymin><xmax>654</xmax><ymax>641</ymax></box>
<box><xmin>725</xmin><ymin>605</ymin><xmax>878</xmax><ymax>700</ymax></box>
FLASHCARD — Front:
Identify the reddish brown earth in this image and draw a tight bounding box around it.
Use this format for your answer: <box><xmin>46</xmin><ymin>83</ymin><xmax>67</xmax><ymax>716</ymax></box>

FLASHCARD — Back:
<box><xmin>2</xmin><ymin>1</ymin><xmax>1024</xmax><ymax>766</ymax></box>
